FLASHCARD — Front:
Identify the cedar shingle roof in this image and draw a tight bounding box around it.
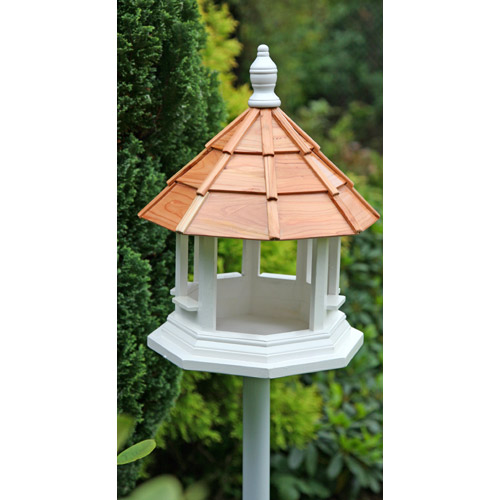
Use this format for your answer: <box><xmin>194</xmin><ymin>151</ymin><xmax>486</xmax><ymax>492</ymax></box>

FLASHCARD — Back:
<box><xmin>138</xmin><ymin>107</ymin><xmax>379</xmax><ymax>240</ymax></box>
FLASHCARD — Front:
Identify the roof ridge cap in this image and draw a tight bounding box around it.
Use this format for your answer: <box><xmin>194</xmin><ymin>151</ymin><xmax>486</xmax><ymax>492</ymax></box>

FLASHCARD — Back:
<box><xmin>222</xmin><ymin>108</ymin><xmax>260</xmax><ymax>154</ymax></box>
<box><xmin>166</xmin><ymin>148</ymin><xmax>211</xmax><ymax>186</ymax></box>
<box><xmin>280</xmin><ymin>111</ymin><xmax>321</xmax><ymax>151</ymax></box>
<box><xmin>205</xmin><ymin>108</ymin><xmax>250</xmax><ymax>149</ymax></box>
<box><xmin>302</xmin><ymin>154</ymin><xmax>339</xmax><ymax>197</ymax></box>
<box><xmin>197</xmin><ymin>153</ymin><xmax>232</xmax><ymax>196</ymax></box>
<box><xmin>260</xmin><ymin>109</ymin><xmax>274</xmax><ymax>156</ymax></box>
<box><xmin>176</xmin><ymin>194</ymin><xmax>208</xmax><ymax>233</ymax></box>
<box><xmin>271</xmin><ymin>108</ymin><xmax>311</xmax><ymax>154</ymax></box>
<box><xmin>332</xmin><ymin>194</ymin><xmax>362</xmax><ymax>233</ymax></box>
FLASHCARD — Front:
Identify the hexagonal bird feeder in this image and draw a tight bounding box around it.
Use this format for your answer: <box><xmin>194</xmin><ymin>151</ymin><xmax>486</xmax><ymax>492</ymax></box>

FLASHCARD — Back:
<box><xmin>138</xmin><ymin>45</ymin><xmax>379</xmax><ymax>500</ymax></box>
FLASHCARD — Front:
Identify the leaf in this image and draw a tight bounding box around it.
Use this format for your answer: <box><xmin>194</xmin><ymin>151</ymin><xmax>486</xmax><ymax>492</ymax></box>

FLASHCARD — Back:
<box><xmin>305</xmin><ymin>442</ymin><xmax>318</xmax><ymax>477</ymax></box>
<box><xmin>296</xmin><ymin>478</ymin><xmax>331</xmax><ymax>498</ymax></box>
<box><xmin>367</xmin><ymin>473</ymin><xmax>381</xmax><ymax>493</ymax></box>
<box><xmin>326</xmin><ymin>454</ymin><xmax>343</xmax><ymax>480</ymax></box>
<box><xmin>330</xmin><ymin>382</ymin><xmax>343</xmax><ymax>409</ymax></box>
<box><xmin>287</xmin><ymin>448</ymin><xmax>305</xmax><ymax>470</ymax></box>
<box><xmin>126</xmin><ymin>475</ymin><xmax>183</xmax><ymax>500</ymax></box>
<box><xmin>278</xmin><ymin>484</ymin><xmax>300</xmax><ymax>500</ymax></box>
<box><xmin>344</xmin><ymin>456</ymin><xmax>368</xmax><ymax>487</ymax></box>
<box><xmin>273</xmin><ymin>473</ymin><xmax>301</xmax><ymax>500</ymax></box>
<box><xmin>184</xmin><ymin>482</ymin><xmax>209</xmax><ymax>500</ymax></box>
<box><xmin>117</xmin><ymin>439</ymin><xmax>156</xmax><ymax>465</ymax></box>
<box><xmin>117</xmin><ymin>414</ymin><xmax>135</xmax><ymax>452</ymax></box>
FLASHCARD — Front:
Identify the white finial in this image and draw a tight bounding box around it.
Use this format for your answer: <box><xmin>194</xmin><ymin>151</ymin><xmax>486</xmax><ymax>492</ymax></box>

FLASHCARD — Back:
<box><xmin>248</xmin><ymin>44</ymin><xmax>281</xmax><ymax>108</ymax></box>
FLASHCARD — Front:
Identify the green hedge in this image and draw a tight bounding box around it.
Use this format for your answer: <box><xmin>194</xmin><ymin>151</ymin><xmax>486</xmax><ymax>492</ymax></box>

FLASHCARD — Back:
<box><xmin>117</xmin><ymin>0</ymin><xmax>225</xmax><ymax>495</ymax></box>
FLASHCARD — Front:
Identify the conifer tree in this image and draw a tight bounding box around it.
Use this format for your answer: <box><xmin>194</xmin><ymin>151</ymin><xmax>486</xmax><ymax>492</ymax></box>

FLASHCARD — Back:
<box><xmin>117</xmin><ymin>0</ymin><xmax>225</xmax><ymax>495</ymax></box>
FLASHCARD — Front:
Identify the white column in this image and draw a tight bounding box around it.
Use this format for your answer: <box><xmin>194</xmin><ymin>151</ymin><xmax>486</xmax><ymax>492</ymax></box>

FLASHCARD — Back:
<box><xmin>193</xmin><ymin>236</ymin><xmax>200</xmax><ymax>282</ymax></box>
<box><xmin>296</xmin><ymin>239</ymin><xmax>308</xmax><ymax>283</ymax></box>
<box><xmin>243</xmin><ymin>377</ymin><xmax>270</xmax><ymax>500</ymax></box>
<box><xmin>306</xmin><ymin>239</ymin><xmax>313</xmax><ymax>284</ymax></box>
<box><xmin>328</xmin><ymin>236</ymin><xmax>341</xmax><ymax>295</ymax></box>
<box><xmin>309</xmin><ymin>238</ymin><xmax>329</xmax><ymax>331</ymax></box>
<box><xmin>198</xmin><ymin>236</ymin><xmax>217</xmax><ymax>330</ymax></box>
<box><xmin>242</xmin><ymin>240</ymin><xmax>261</xmax><ymax>279</ymax></box>
<box><xmin>175</xmin><ymin>233</ymin><xmax>189</xmax><ymax>297</ymax></box>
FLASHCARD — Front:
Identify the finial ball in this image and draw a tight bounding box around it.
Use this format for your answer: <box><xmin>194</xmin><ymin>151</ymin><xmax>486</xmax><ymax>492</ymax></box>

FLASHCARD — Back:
<box><xmin>257</xmin><ymin>44</ymin><xmax>269</xmax><ymax>54</ymax></box>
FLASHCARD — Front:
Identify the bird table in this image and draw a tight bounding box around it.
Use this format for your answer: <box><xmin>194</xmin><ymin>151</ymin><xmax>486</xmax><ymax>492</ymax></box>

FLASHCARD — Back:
<box><xmin>138</xmin><ymin>44</ymin><xmax>379</xmax><ymax>500</ymax></box>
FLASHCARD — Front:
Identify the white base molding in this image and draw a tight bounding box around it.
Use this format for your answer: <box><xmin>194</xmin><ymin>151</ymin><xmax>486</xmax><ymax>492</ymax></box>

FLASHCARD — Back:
<box><xmin>147</xmin><ymin>310</ymin><xmax>363</xmax><ymax>378</ymax></box>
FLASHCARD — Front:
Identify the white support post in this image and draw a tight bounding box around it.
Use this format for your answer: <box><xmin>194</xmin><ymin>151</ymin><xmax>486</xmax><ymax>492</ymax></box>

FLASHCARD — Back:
<box><xmin>242</xmin><ymin>240</ymin><xmax>261</xmax><ymax>279</ymax></box>
<box><xmin>198</xmin><ymin>236</ymin><xmax>217</xmax><ymax>330</ymax></box>
<box><xmin>175</xmin><ymin>233</ymin><xmax>189</xmax><ymax>297</ymax></box>
<box><xmin>309</xmin><ymin>238</ymin><xmax>329</xmax><ymax>331</ymax></box>
<box><xmin>296</xmin><ymin>239</ymin><xmax>308</xmax><ymax>283</ymax></box>
<box><xmin>193</xmin><ymin>236</ymin><xmax>200</xmax><ymax>283</ymax></box>
<box><xmin>306</xmin><ymin>239</ymin><xmax>313</xmax><ymax>284</ymax></box>
<box><xmin>243</xmin><ymin>377</ymin><xmax>270</xmax><ymax>500</ymax></box>
<box><xmin>328</xmin><ymin>236</ymin><xmax>341</xmax><ymax>295</ymax></box>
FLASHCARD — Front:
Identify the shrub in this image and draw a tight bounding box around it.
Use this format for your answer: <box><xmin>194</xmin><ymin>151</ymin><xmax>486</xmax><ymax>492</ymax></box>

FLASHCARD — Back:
<box><xmin>117</xmin><ymin>0</ymin><xmax>225</xmax><ymax>495</ymax></box>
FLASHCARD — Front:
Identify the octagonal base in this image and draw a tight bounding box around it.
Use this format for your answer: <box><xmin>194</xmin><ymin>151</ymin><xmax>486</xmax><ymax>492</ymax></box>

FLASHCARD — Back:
<box><xmin>147</xmin><ymin>310</ymin><xmax>363</xmax><ymax>378</ymax></box>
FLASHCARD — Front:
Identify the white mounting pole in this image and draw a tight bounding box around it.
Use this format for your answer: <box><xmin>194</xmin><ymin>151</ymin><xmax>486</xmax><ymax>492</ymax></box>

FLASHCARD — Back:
<box><xmin>243</xmin><ymin>377</ymin><xmax>270</xmax><ymax>500</ymax></box>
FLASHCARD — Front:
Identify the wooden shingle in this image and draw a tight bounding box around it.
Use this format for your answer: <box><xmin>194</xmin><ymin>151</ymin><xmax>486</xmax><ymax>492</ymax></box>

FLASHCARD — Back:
<box><xmin>139</xmin><ymin>107</ymin><xmax>379</xmax><ymax>240</ymax></box>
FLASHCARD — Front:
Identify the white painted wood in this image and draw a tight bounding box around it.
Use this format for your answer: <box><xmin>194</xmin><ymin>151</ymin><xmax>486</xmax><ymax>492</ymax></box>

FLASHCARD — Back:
<box><xmin>251</xmin><ymin>273</ymin><xmax>309</xmax><ymax>323</ymax></box>
<box><xmin>306</xmin><ymin>239</ymin><xmax>312</xmax><ymax>284</ymax></box>
<box><xmin>326</xmin><ymin>294</ymin><xmax>345</xmax><ymax>310</ymax></box>
<box><xmin>193</xmin><ymin>235</ymin><xmax>200</xmax><ymax>282</ymax></box>
<box><xmin>150</xmin><ymin>233</ymin><xmax>364</xmax><ymax>378</ymax></box>
<box><xmin>170</xmin><ymin>281</ymin><xmax>197</xmax><ymax>297</ymax></box>
<box><xmin>296</xmin><ymin>239</ymin><xmax>308</xmax><ymax>283</ymax></box>
<box><xmin>259</xmin><ymin>272</ymin><xmax>295</xmax><ymax>281</ymax></box>
<box><xmin>328</xmin><ymin>236</ymin><xmax>341</xmax><ymax>295</ymax></box>
<box><xmin>175</xmin><ymin>233</ymin><xmax>189</xmax><ymax>298</ymax></box>
<box><xmin>198</xmin><ymin>236</ymin><xmax>217</xmax><ymax>330</ymax></box>
<box><xmin>218</xmin><ymin>313</ymin><xmax>308</xmax><ymax>335</ymax></box>
<box><xmin>218</xmin><ymin>272</ymin><xmax>243</xmax><ymax>279</ymax></box>
<box><xmin>309</xmin><ymin>238</ymin><xmax>329</xmax><ymax>331</ymax></box>
<box><xmin>216</xmin><ymin>273</ymin><xmax>250</xmax><ymax>320</ymax></box>
<box><xmin>248</xmin><ymin>44</ymin><xmax>281</xmax><ymax>108</ymax></box>
<box><xmin>147</xmin><ymin>309</ymin><xmax>363</xmax><ymax>378</ymax></box>
<box><xmin>172</xmin><ymin>295</ymin><xmax>199</xmax><ymax>312</ymax></box>
<box><xmin>152</xmin><ymin>257</ymin><xmax>360</xmax><ymax>378</ymax></box>
<box><xmin>243</xmin><ymin>377</ymin><xmax>270</xmax><ymax>500</ymax></box>
<box><xmin>242</xmin><ymin>240</ymin><xmax>260</xmax><ymax>279</ymax></box>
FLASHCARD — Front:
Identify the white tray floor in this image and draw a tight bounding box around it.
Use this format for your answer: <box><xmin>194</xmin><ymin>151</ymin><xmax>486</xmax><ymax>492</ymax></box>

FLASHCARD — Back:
<box><xmin>216</xmin><ymin>313</ymin><xmax>308</xmax><ymax>335</ymax></box>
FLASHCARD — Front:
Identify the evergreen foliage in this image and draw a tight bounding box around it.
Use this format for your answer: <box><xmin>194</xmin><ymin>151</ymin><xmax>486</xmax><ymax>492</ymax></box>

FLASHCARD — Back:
<box><xmin>231</xmin><ymin>0</ymin><xmax>382</xmax><ymax>150</ymax></box>
<box><xmin>117</xmin><ymin>0</ymin><xmax>225</xmax><ymax>495</ymax></box>
<box><xmin>198</xmin><ymin>0</ymin><xmax>251</xmax><ymax>120</ymax></box>
<box><xmin>233</xmin><ymin>0</ymin><xmax>381</xmax><ymax>109</ymax></box>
